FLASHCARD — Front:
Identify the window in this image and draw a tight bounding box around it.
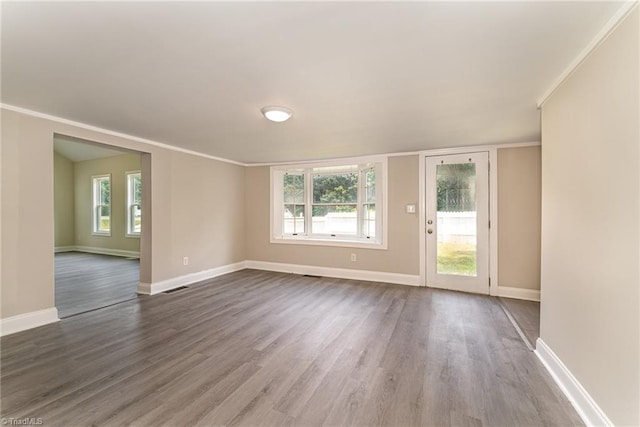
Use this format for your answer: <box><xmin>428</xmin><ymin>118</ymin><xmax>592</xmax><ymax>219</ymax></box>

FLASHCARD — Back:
<box><xmin>283</xmin><ymin>171</ymin><xmax>305</xmax><ymax>235</ymax></box>
<box><xmin>272</xmin><ymin>158</ymin><xmax>386</xmax><ymax>248</ymax></box>
<box><xmin>126</xmin><ymin>171</ymin><xmax>142</xmax><ymax>237</ymax></box>
<box><xmin>92</xmin><ymin>175</ymin><xmax>111</xmax><ymax>235</ymax></box>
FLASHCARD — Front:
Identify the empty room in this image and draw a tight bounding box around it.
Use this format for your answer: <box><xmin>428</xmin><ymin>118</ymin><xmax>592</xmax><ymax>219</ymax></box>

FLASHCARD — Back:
<box><xmin>53</xmin><ymin>136</ymin><xmax>144</xmax><ymax>318</ymax></box>
<box><xmin>1</xmin><ymin>2</ymin><xmax>638</xmax><ymax>427</ymax></box>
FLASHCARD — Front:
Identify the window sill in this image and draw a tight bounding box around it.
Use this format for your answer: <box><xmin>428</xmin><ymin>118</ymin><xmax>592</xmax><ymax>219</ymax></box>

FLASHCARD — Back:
<box><xmin>126</xmin><ymin>234</ymin><xmax>141</xmax><ymax>239</ymax></box>
<box><xmin>271</xmin><ymin>236</ymin><xmax>387</xmax><ymax>250</ymax></box>
<box><xmin>92</xmin><ymin>232</ymin><xmax>111</xmax><ymax>237</ymax></box>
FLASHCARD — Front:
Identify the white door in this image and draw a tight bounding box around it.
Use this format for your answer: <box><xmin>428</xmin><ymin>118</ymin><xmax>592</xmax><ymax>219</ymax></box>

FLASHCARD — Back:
<box><xmin>425</xmin><ymin>152</ymin><xmax>489</xmax><ymax>294</ymax></box>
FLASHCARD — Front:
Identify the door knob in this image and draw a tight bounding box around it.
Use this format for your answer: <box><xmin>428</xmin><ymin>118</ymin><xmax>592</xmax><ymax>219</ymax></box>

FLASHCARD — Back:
<box><xmin>427</xmin><ymin>229</ymin><xmax>433</xmax><ymax>234</ymax></box>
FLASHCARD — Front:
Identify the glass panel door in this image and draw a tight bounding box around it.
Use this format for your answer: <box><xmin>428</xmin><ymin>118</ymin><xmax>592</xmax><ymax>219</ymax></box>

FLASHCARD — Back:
<box><xmin>436</xmin><ymin>162</ymin><xmax>477</xmax><ymax>276</ymax></box>
<box><xmin>426</xmin><ymin>152</ymin><xmax>489</xmax><ymax>294</ymax></box>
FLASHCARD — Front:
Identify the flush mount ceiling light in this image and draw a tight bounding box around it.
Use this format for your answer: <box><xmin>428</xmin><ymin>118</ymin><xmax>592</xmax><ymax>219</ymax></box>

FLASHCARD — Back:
<box><xmin>261</xmin><ymin>106</ymin><xmax>293</xmax><ymax>123</ymax></box>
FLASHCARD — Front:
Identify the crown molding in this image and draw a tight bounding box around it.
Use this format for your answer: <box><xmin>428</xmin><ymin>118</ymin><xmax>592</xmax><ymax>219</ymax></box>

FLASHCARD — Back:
<box><xmin>537</xmin><ymin>1</ymin><xmax>638</xmax><ymax>108</ymax></box>
<box><xmin>0</xmin><ymin>103</ymin><xmax>247</xmax><ymax>167</ymax></box>
<box><xmin>2</xmin><ymin>102</ymin><xmax>541</xmax><ymax>168</ymax></box>
<box><xmin>246</xmin><ymin>142</ymin><xmax>541</xmax><ymax>167</ymax></box>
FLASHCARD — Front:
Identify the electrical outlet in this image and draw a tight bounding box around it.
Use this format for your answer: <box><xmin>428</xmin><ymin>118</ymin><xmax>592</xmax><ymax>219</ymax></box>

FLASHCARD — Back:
<box><xmin>183</xmin><ymin>256</ymin><xmax>189</xmax><ymax>266</ymax></box>
<box><xmin>351</xmin><ymin>253</ymin><xmax>357</xmax><ymax>262</ymax></box>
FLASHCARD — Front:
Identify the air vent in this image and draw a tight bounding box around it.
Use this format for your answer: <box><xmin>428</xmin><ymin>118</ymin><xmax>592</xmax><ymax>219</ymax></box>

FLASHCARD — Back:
<box><xmin>164</xmin><ymin>286</ymin><xmax>188</xmax><ymax>294</ymax></box>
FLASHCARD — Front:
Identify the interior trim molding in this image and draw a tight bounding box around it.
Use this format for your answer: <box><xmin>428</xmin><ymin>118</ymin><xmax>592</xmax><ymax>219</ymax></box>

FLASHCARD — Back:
<box><xmin>245</xmin><ymin>260</ymin><xmax>421</xmax><ymax>287</ymax></box>
<box><xmin>496</xmin><ymin>286</ymin><xmax>540</xmax><ymax>302</ymax></box>
<box><xmin>248</xmin><ymin>141</ymin><xmax>542</xmax><ymax>167</ymax></box>
<box><xmin>0</xmin><ymin>308</ymin><xmax>60</xmax><ymax>337</ymax></box>
<box><xmin>54</xmin><ymin>246</ymin><xmax>76</xmax><ymax>253</ymax></box>
<box><xmin>0</xmin><ymin>103</ymin><xmax>246</xmax><ymax>167</ymax></box>
<box><xmin>137</xmin><ymin>261</ymin><xmax>247</xmax><ymax>295</ymax></box>
<box><xmin>416</xmin><ymin>141</ymin><xmax>540</xmax><ymax>159</ymax></box>
<box><xmin>2</xmin><ymin>103</ymin><xmax>543</xmax><ymax>168</ymax></box>
<box><xmin>536</xmin><ymin>1</ymin><xmax>638</xmax><ymax>107</ymax></box>
<box><xmin>72</xmin><ymin>246</ymin><xmax>140</xmax><ymax>259</ymax></box>
<box><xmin>535</xmin><ymin>338</ymin><xmax>613</xmax><ymax>427</ymax></box>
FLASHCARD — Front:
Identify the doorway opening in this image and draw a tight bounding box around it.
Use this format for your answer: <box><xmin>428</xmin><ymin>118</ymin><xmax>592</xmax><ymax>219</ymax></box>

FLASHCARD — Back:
<box><xmin>53</xmin><ymin>135</ymin><xmax>149</xmax><ymax>318</ymax></box>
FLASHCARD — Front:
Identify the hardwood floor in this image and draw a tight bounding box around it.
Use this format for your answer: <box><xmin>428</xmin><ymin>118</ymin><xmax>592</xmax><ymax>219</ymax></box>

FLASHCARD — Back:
<box><xmin>2</xmin><ymin>270</ymin><xmax>581</xmax><ymax>426</ymax></box>
<box><xmin>55</xmin><ymin>251</ymin><xmax>140</xmax><ymax>318</ymax></box>
<box><xmin>499</xmin><ymin>297</ymin><xmax>541</xmax><ymax>349</ymax></box>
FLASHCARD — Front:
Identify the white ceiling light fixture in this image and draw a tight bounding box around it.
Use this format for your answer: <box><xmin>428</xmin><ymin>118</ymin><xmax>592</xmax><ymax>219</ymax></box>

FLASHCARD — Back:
<box><xmin>261</xmin><ymin>106</ymin><xmax>293</xmax><ymax>123</ymax></box>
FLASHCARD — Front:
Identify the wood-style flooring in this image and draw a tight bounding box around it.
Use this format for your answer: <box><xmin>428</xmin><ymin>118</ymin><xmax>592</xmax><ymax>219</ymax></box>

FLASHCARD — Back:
<box><xmin>55</xmin><ymin>251</ymin><xmax>139</xmax><ymax>318</ymax></box>
<box><xmin>2</xmin><ymin>270</ymin><xmax>581</xmax><ymax>426</ymax></box>
<box><xmin>499</xmin><ymin>297</ymin><xmax>541</xmax><ymax>349</ymax></box>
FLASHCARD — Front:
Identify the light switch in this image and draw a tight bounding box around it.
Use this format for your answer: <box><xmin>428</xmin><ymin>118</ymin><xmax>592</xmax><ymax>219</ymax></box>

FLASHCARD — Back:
<box><xmin>406</xmin><ymin>204</ymin><xmax>416</xmax><ymax>214</ymax></box>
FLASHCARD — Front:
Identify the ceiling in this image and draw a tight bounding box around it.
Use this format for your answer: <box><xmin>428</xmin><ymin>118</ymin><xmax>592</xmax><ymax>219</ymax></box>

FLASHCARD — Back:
<box><xmin>1</xmin><ymin>1</ymin><xmax>625</xmax><ymax>164</ymax></box>
<box><xmin>54</xmin><ymin>136</ymin><xmax>130</xmax><ymax>162</ymax></box>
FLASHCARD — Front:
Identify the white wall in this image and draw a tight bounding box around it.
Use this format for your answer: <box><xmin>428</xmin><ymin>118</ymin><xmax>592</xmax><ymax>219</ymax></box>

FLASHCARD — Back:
<box><xmin>540</xmin><ymin>7</ymin><xmax>639</xmax><ymax>426</ymax></box>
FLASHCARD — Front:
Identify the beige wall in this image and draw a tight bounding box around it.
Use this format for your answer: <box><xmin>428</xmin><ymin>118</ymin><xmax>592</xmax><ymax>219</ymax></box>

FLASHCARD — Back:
<box><xmin>1</xmin><ymin>111</ymin><xmax>55</xmax><ymax>318</ymax></box>
<box><xmin>1</xmin><ymin>108</ymin><xmax>246</xmax><ymax>319</ymax></box>
<box><xmin>245</xmin><ymin>155</ymin><xmax>420</xmax><ymax>275</ymax></box>
<box><xmin>168</xmin><ymin>153</ymin><xmax>246</xmax><ymax>274</ymax></box>
<box><xmin>73</xmin><ymin>154</ymin><xmax>141</xmax><ymax>253</ymax></box>
<box><xmin>497</xmin><ymin>146</ymin><xmax>541</xmax><ymax>290</ymax></box>
<box><xmin>540</xmin><ymin>8</ymin><xmax>639</xmax><ymax>426</ymax></box>
<box><xmin>54</xmin><ymin>152</ymin><xmax>75</xmax><ymax>247</ymax></box>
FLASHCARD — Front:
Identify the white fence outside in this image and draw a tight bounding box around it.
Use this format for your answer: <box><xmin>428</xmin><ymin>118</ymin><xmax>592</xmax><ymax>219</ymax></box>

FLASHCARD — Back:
<box><xmin>284</xmin><ymin>211</ymin><xmax>474</xmax><ymax>242</ymax></box>
<box><xmin>436</xmin><ymin>211</ymin><xmax>476</xmax><ymax>244</ymax></box>
<box><xmin>284</xmin><ymin>212</ymin><xmax>359</xmax><ymax>235</ymax></box>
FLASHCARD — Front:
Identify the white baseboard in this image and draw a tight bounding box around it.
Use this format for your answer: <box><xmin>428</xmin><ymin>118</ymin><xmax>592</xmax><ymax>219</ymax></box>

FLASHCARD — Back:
<box><xmin>496</xmin><ymin>286</ymin><xmax>540</xmax><ymax>302</ymax></box>
<box><xmin>138</xmin><ymin>260</ymin><xmax>420</xmax><ymax>296</ymax></box>
<box><xmin>137</xmin><ymin>261</ymin><xmax>247</xmax><ymax>295</ymax></box>
<box><xmin>72</xmin><ymin>246</ymin><xmax>140</xmax><ymax>258</ymax></box>
<box><xmin>0</xmin><ymin>308</ymin><xmax>60</xmax><ymax>337</ymax></box>
<box><xmin>535</xmin><ymin>338</ymin><xmax>613</xmax><ymax>427</ymax></box>
<box><xmin>54</xmin><ymin>246</ymin><xmax>76</xmax><ymax>253</ymax></box>
<box><xmin>245</xmin><ymin>260</ymin><xmax>421</xmax><ymax>287</ymax></box>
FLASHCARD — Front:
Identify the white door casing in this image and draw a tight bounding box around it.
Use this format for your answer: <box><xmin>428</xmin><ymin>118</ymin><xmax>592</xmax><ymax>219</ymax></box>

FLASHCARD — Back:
<box><xmin>425</xmin><ymin>152</ymin><xmax>489</xmax><ymax>294</ymax></box>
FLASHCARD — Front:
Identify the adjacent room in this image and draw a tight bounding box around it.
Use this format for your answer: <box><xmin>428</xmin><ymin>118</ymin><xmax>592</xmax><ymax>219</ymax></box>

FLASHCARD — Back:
<box><xmin>53</xmin><ymin>136</ymin><xmax>143</xmax><ymax>318</ymax></box>
<box><xmin>1</xmin><ymin>2</ymin><xmax>638</xmax><ymax>427</ymax></box>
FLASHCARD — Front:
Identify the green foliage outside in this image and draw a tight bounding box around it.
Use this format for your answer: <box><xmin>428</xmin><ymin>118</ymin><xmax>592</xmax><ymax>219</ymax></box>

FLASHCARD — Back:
<box><xmin>100</xmin><ymin>178</ymin><xmax>110</xmax><ymax>204</ymax></box>
<box><xmin>283</xmin><ymin>169</ymin><xmax>376</xmax><ymax>217</ymax></box>
<box><xmin>312</xmin><ymin>173</ymin><xmax>358</xmax><ymax>216</ymax></box>
<box><xmin>100</xmin><ymin>218</ymin><xmax>110</xmax><ymax>231</ymax></box>
<box><xmin>437</xmin><ymin>242</ymin><xmax>476</xmax><ymax>276</ymax></box>
<box><xmin>283</xmin><ymin>174</ymin><xmax>304</xmax><ymax>204</ymax></box>
<box><xmin>364</xmin><ymin>169</ymin><xmax>375</xmax><ymax>203</ymax></box>
<box><xmin>132</xmin><ymin>175</ymin><xmax>142</xmax><ymax>203</ymax></box>
<box><xmin>437</xmin><ymin>163</ymin><xmax>475</xmax><ymax>212</ymax></box>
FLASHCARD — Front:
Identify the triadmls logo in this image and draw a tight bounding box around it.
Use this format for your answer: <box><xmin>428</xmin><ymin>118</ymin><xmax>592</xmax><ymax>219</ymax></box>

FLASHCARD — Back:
<box><xmin>1</xmin><ymin>418</ymin><xmax>44</xmax><ymax>426</ymax></box>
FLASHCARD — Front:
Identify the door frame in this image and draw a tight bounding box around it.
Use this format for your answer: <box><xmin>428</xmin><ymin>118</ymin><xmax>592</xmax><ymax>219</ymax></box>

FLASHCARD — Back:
<box><xmin>425</xmin><ymin>151</ymin><xmax>490</xmax><ymax>294</ymax></box>
<box><xmin>52</xmin><ymin>133</ymin><xmax>153</xmax><ymax>315</ymax></box>
<box><xmin>418</xmin><ymin>142</ymin><xmax>539</xmax><ymax>296</ymax></box>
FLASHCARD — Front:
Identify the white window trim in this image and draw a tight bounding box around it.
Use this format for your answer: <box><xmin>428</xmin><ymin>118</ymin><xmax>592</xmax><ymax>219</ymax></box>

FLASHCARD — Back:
<box><xmin>270</xmin><ymin>156</ymin><xmax>388</xmax><ymax>250</ymax></box>
<box><xmin>92</xmin><ymin>174</ymin><xmax>111</xmax><ymax>237</ymax></box>
<box><xmin>125</xmin><ymin>170</ymin><xmax>141</xmax><ymax>238</ymax></box>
